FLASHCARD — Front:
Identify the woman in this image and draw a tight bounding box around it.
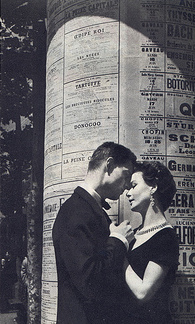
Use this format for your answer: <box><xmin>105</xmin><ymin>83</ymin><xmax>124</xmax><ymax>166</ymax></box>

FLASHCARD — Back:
<box><xmin>123</xmin><ymin>161</ymin><xmax>179</xmax><ymax>324</ymax></box>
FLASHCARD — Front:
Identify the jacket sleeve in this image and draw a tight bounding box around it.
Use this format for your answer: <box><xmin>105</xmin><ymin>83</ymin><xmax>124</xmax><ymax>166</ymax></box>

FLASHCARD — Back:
<box><xmin>52</xmin><ymin>200</ymin><xmax>126</xmax><ymax>302</ymax></box>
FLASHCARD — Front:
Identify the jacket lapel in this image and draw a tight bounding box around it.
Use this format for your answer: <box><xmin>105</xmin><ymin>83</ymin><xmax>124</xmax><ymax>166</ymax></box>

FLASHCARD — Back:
<box><xmin>74</xmin><ymin>186</ymin><xmax>111</xmax><ymax>228</ymax></box>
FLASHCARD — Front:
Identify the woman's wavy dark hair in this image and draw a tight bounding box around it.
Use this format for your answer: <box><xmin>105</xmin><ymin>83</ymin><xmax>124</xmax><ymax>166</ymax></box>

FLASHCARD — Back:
<box><xmin>134</xmin><ymin>161</ymin><xmax>176</xmax><ymax>211</ymax></box>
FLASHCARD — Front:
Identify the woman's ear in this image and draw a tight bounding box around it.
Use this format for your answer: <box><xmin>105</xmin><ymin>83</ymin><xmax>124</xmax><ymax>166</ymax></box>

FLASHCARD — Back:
<box><xmin>106</xmin><ymin>157</ymin><xmax>115</xmax><ymax>175</ymax></box>
<box><xmin>150</xmin><ymin>184</ymin><xmax>158</xmax><ymax>195</ymax></box>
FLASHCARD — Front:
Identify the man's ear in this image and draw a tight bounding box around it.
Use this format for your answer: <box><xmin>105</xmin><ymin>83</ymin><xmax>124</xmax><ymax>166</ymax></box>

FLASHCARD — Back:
<box><xmin>106</xmin><ymin>157</ymin><xmax>115</xmax><ymax>175</ymax></box>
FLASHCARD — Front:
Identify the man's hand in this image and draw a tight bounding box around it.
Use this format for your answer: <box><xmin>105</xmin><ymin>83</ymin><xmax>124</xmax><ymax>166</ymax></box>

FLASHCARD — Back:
<box><xmin>110</xmin><ymin>220</ymin><xmax>135</xmax><ymax>243</ymax></box>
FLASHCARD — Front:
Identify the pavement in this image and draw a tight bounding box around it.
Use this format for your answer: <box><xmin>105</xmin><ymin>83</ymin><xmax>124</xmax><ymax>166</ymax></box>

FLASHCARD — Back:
<box><xmin>0</xmin><ymin>299</ymin><xmax>26</xmax><ymax>324</ymax></box>
<box><xmin>0</xmin><ymin>311</ymin><xmax>18</xmax><ymax>324</ymax></box>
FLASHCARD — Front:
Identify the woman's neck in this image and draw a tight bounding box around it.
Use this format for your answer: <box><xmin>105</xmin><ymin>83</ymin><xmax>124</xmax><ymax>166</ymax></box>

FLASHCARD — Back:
<box><xmin>141</xmin><ymin>204</ymin><xmax>166</xmax><ymax>228</ymax></box>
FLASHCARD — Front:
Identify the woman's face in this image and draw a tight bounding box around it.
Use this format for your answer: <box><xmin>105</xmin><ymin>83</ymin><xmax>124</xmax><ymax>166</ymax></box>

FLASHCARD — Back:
<box><xmin>126</xmin><ymin>171</ymin><xmax>153</xmax><ymax>214</ymax></box>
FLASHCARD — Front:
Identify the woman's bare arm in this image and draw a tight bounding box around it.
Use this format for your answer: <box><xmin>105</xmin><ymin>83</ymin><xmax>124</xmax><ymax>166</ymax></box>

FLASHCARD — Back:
<box><xmin>125</xmin><ymin>261</ymin><xmax>169</xmax><ymax>303</ymax></box>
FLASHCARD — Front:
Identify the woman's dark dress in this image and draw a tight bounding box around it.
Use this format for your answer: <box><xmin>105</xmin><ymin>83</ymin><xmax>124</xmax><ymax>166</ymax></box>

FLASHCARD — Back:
<box><xmin>122</xmin><ymin>228</ymin><xmax>179</xmax><ymax>324</ymax></box>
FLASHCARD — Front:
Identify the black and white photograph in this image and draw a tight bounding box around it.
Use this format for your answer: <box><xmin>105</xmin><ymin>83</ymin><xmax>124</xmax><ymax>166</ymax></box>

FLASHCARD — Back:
<box><xmin>1</xmin><ymin>1</ymin><xmax>195</xmax><ymax>323</ymax></box>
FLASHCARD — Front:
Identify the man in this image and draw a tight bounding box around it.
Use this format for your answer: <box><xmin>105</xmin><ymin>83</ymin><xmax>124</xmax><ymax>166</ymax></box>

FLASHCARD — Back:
<box><xmin>52</xmin><ymin>142</ymin><xmax>136</xmax><ymax>324</ymax></box>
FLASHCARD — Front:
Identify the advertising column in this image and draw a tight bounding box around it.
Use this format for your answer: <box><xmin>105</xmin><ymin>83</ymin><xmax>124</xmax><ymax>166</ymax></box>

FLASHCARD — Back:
<box><xmin>42</xmin><ymin>1</ymin><xmax>195</xmax><ymax>323</ymax></box>
<box><xmin>42</xmin><ymin>2</ymin><xmax>121</xmax><ymax>323</ymax></box>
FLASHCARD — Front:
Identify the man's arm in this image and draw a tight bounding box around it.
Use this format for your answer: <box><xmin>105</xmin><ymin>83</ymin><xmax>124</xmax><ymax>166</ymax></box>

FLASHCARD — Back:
<box><xmin>109</xmin><ymin>221</ymin><xmax>135</xmax><ymax>250</ymax></box>
<box><xmin>53</xmin><ymin>203</ymin><xmax>131</xmax><ymax>301</ymax></box>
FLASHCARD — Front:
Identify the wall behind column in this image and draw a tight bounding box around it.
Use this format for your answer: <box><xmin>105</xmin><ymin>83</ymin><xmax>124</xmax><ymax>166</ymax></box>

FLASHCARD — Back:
<box><xmin>42</xmin><ymin>1</ymin><xmax>195</xmax><ymax>323</ymax></box>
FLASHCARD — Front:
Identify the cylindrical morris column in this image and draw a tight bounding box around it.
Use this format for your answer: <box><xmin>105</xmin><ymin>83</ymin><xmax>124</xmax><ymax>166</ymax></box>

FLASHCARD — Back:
<box><xmin>42</xmin><ymin>1</ymin><xmax>195</xmax><ymax>323</ymax></box>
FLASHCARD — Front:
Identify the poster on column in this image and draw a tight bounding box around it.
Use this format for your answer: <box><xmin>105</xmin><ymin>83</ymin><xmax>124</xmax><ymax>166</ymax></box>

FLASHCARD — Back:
<box><xmin>42</xmin><ymin>1</ymin><xmax>195</xmax><ymax>323</ymax></box>
<box><xmin>136</xmin><ymin>2</ymin><xmax>195</xmax><ymax>323</ymax></box>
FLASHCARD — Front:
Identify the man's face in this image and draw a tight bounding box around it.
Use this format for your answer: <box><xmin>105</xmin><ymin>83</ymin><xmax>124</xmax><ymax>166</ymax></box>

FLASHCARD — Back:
<box><xmin>106</xmin><ymin>161</ymin><xmax>134</xmax><ymax>200</ymax></box>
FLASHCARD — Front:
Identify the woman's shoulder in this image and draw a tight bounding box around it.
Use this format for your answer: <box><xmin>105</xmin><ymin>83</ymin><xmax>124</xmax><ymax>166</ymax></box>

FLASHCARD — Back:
<box><xmin>132</xmin><ymin>226</ymin><xmax>178</xmax><ymax>251</ymax></box>
<box><xmin>131</xmin><ymin>227</ymin><xmax>179</xmax><ymax>268</ymax></box>
<box><xmin>135</xmin><ymin>226</ymin><xmax>177</xmax><ymax>244</ymax></box>
<box><xmin>154</xmin><ymin>227</ymin><xmax>178</xmax><ymax>240</ymax></box>
<box><xmin>154</xmin><ymin>226</ymin><xmax>175</xmax><ymax>235</ymax></box>
<box><xmin>151</xmin><ymin>228</ymin><xmax>179</xmax><ymax>262</ymax></box>
<box><xmin>151</xmin><ymin>227</ymin><xmax>179</xmax><ymax>247</ymax></box>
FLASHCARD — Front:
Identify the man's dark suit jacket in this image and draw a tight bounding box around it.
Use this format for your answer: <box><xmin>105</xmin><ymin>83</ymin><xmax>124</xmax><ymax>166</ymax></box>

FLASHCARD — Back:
<box><xmin>52</xmin><ymin>186</ymin><xmax>127</xmax><ymax>324</ymax></box>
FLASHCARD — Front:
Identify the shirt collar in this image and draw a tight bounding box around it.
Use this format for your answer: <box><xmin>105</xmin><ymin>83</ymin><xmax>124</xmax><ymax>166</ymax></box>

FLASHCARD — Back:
<box><xmin>80</xmin><ymin>182</ymin><xmax>102</xmax><ymax>208</ymax></box>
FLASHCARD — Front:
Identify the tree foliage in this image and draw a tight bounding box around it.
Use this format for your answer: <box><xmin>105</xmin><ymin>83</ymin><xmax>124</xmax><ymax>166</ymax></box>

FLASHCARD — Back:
<box><xmin>1</xmin><ymin>3</ymin><xmax>46</xmax><ymax>321</ymax></box>
<box><xmin>1</xmin><ymin>0</ymin><xmax>35</xmax><ymax>121</ymax></box>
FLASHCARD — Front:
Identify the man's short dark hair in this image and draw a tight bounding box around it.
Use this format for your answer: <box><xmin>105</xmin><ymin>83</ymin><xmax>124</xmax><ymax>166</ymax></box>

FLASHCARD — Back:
<box><xmin>88</xmin><ymin>142</ymin><xmax>137</xmax><ymax>171</ymax></box>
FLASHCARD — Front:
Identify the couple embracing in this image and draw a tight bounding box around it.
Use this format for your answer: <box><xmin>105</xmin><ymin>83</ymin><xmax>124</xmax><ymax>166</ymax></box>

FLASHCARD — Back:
<box><xmin>52</xmin><ymin>142</ymin><xmax>179</xmax><ymax>324</ymax></box>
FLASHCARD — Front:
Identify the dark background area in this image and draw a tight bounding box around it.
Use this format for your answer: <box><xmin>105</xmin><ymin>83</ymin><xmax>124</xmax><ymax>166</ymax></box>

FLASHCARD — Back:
<box><xmin>1</xmin><ymin>1</ymin><xmax>46</xmax><ymax>321</ymax></box>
